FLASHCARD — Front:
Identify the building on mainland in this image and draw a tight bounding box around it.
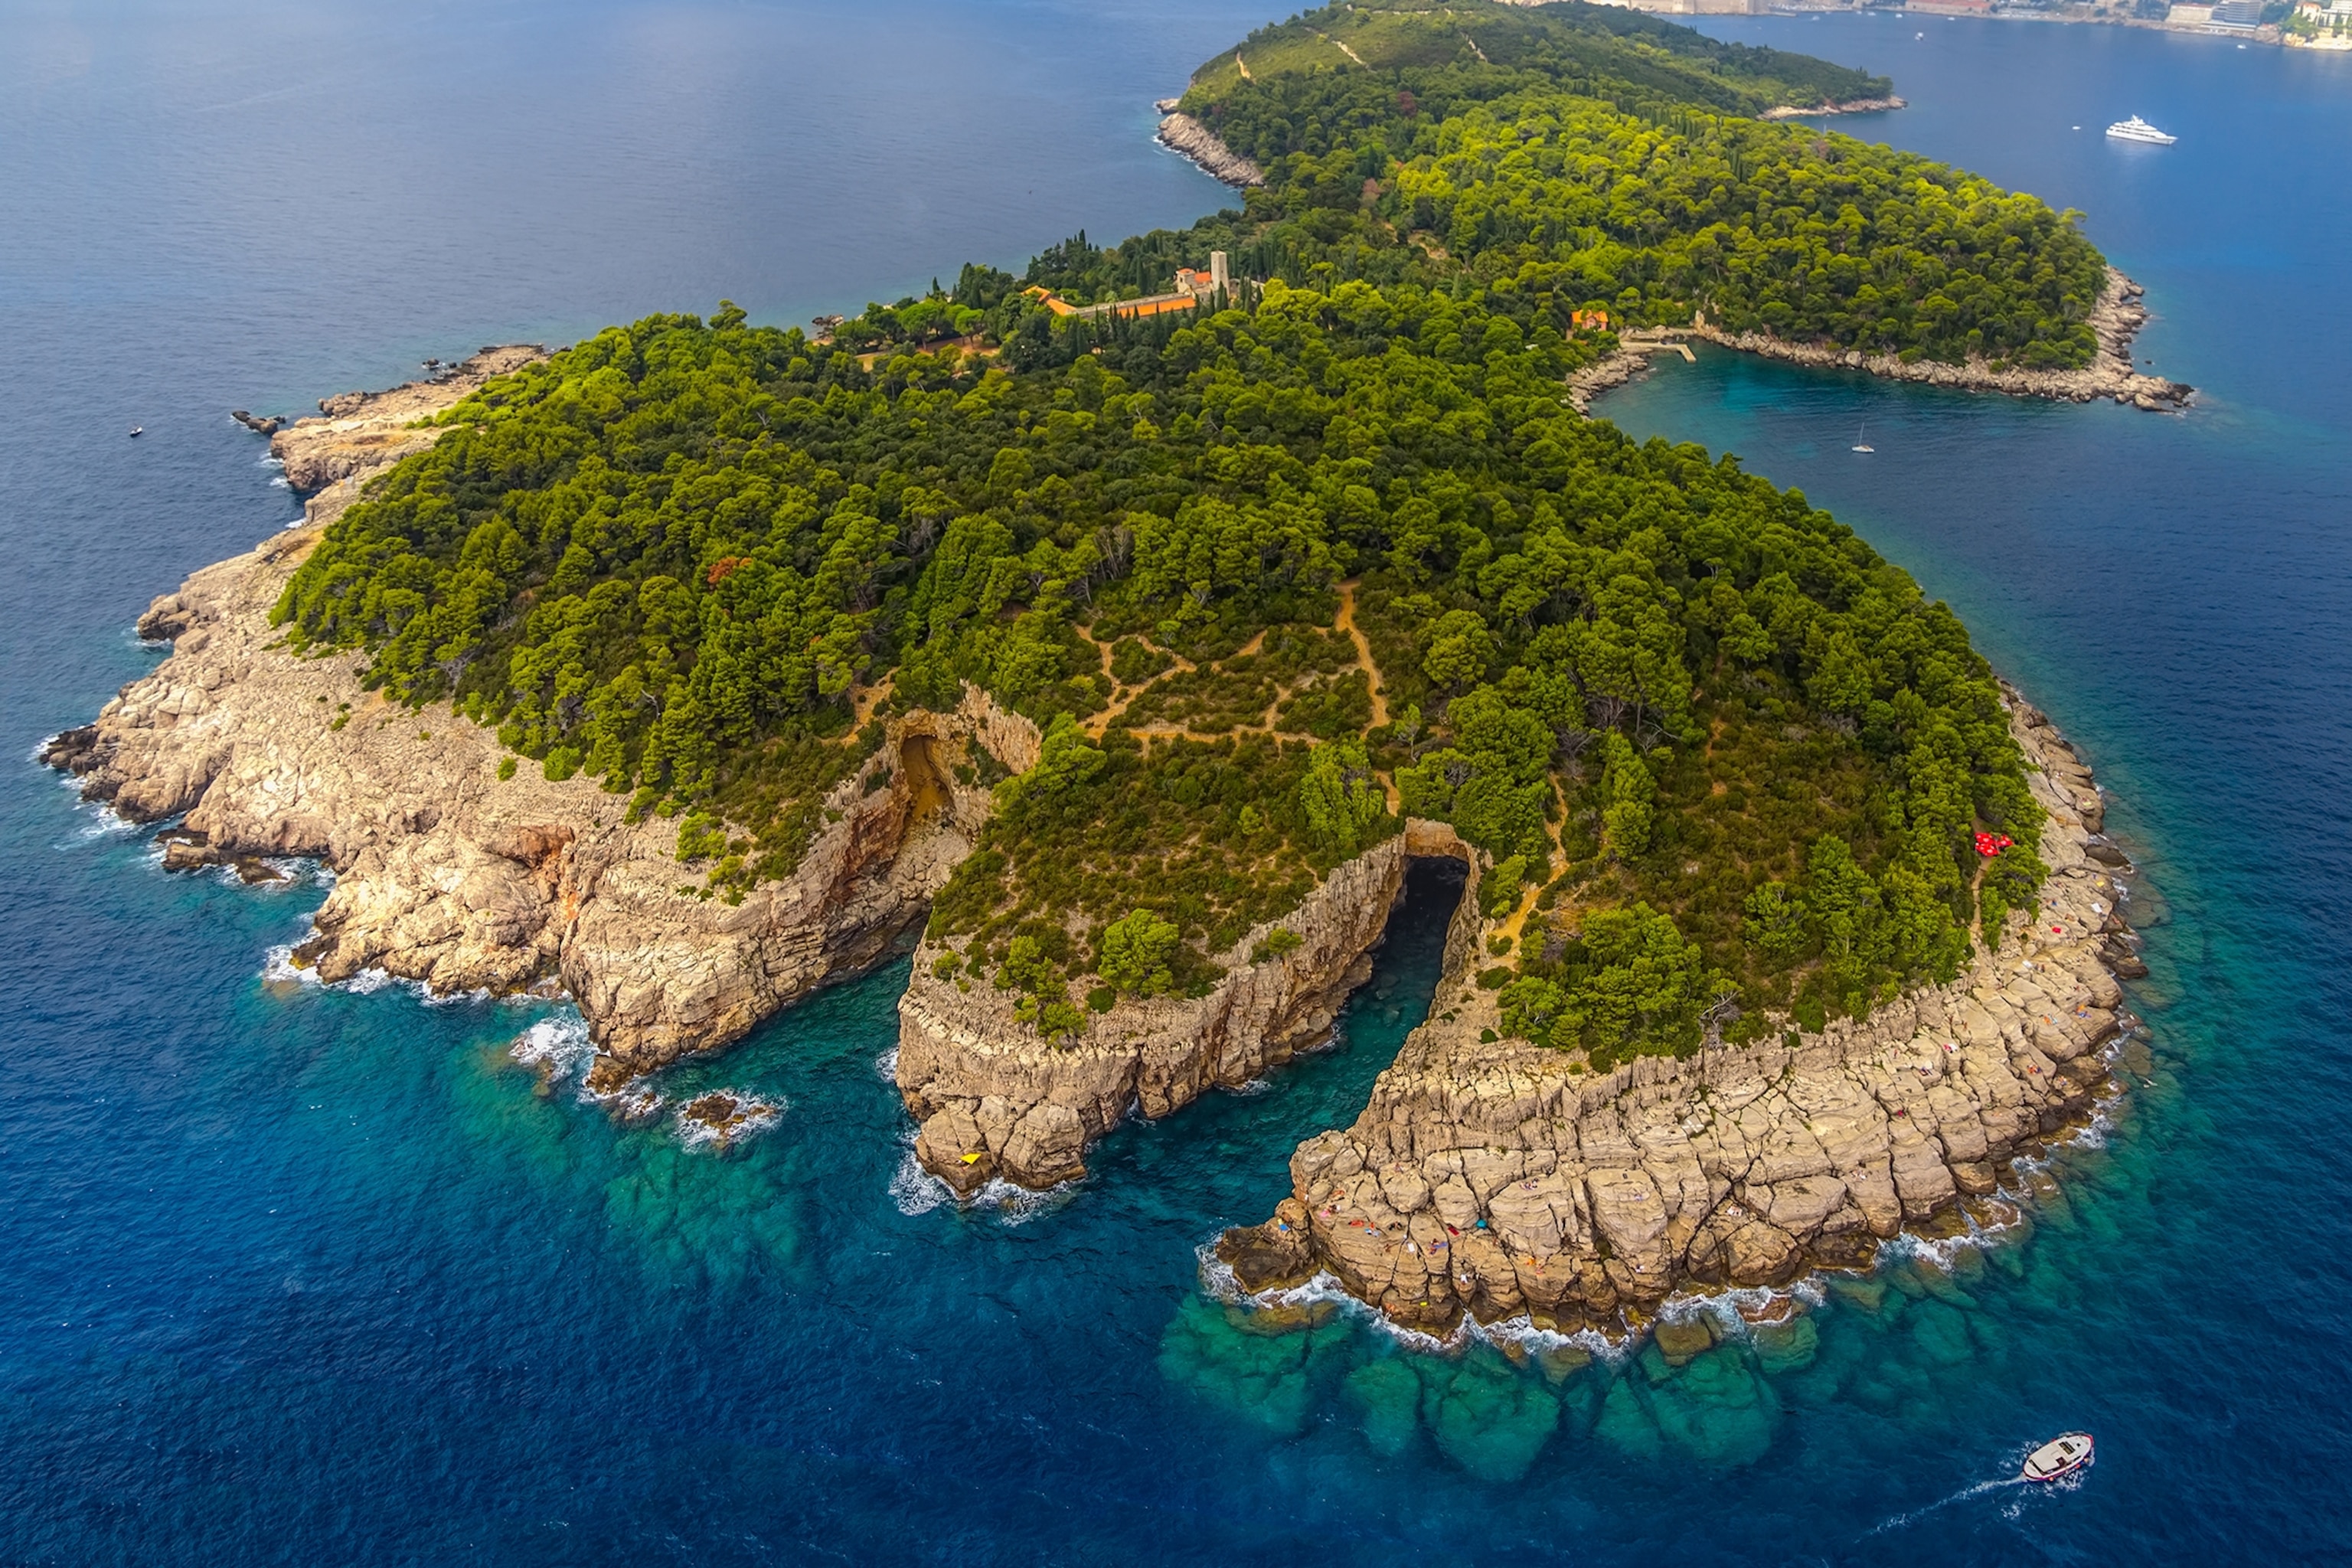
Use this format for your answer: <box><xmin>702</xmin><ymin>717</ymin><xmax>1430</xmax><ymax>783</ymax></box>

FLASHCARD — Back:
<box><xmin>2290</xmin><ymin>0</ymin><xmax>2352</xmax><ymax>41</ymax></box>
<box><xmin>1583</xmin><ymin>0</ymin><xmax>1767</xmax><ymax>14</ymax></box>
<box><xmin>2169</xmin><ymin>0</ymin><xmax>2261</xmax><ymax>25</ymax></box>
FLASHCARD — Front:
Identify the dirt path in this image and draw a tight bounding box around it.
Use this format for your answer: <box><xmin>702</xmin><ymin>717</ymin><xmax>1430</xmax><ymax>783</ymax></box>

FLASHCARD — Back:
<box><xmin>1316</xmin><ymin>29</ymin><xmax>1367</xmax><ymax>67</ymax></box>
<box><xmin>1076</xmin><ymin>626</ymin><xmax>1197</xmax><ymax>741</ymax></box>
<box><xmin>1233</xmin><ymin>50</ymin><xmax>1253</xmax><ymax>82</ymax></box>
<box><xmin>1334</xmin><ymin>580</ymin><xmax>1390</xmax><ymax>730</ymax></box>
<box><xmin>1076</xmin><ymin>599</ymin><xmax>1400</xmax><ymax>812</ymax></box>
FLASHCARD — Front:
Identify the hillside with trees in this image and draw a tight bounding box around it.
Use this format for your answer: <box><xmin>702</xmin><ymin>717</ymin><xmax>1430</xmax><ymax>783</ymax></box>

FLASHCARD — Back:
<box><xmin>270</xmin><ymin>6</ymin><xmax>2061</xmax><ymax>1064</ymax></box>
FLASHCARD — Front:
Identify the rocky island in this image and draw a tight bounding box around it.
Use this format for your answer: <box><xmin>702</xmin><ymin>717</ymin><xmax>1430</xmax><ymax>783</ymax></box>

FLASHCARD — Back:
<box><xmin>52</xmin><ymin>0</ymin><xmax>2151</xmax><ymax>1340</ymax></box>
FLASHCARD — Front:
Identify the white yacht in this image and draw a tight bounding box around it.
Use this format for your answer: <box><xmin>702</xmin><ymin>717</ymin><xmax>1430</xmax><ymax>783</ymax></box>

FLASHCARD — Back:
<box><xmin>2105</xmin><ymin>116</ymin><xmax>2177</xmax><ymax>145</ymax></box>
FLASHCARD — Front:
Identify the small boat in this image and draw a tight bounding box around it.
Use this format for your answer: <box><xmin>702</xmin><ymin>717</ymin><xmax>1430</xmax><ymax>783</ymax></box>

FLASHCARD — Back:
<box><xmin>128</xmin><ymin>426</ymin><xmax>142</xmax><ymax>438</ymax></box>
<box><xmin>1851</xmin><ymin>421</ymin><xmax>1873</xmax><ymax>454</ymax></box>
<box><xmin>2106</xmin><ymin>116</ymin><xmax>2176</xmax><ymax>146</ymax></box>
<box><xmin>2021</xmin><ymin>1432</ymin><xmax>2094</xmax><ymax>1482</ymax></box>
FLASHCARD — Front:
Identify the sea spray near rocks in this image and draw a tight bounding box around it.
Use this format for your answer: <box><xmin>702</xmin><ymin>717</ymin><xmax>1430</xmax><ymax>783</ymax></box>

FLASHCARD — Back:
<box><xmin>510</xmin><ymin>1011</ymin><xmax>595</xmax><ymax>1085</ymax></box>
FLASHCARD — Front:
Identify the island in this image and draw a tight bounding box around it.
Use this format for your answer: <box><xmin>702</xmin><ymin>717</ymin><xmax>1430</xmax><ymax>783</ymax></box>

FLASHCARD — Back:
<box><xmin>49</xmin><ymin>0</ymin><xmax>2149</xmax><ymax>1340</ymax></box>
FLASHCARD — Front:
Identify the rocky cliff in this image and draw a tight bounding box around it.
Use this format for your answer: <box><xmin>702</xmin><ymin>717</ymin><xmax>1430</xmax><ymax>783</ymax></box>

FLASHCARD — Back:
<box><xmin>44</xmin><ymin>361</ymin><xmax>1034</xmax><ymax>1090</ymax></box>
<box><xmin>1214</xmin><ymin>694</ymin><xmax>2138</xmax><ymax>1334</ymax></box>
<box><xmin>1156</xmin><ymin>112</ymin><xmax>1266</xmax><ymax>188</ymax></box>
<box><xmin>894</xmin><ymin>831</ymin><xmax>1440</xmax><ymax>1193</ymax></box>
<box><xmin>271</xmin><ymin>345</ymin><xmax>547</xmax><ymax>525</ymax></box>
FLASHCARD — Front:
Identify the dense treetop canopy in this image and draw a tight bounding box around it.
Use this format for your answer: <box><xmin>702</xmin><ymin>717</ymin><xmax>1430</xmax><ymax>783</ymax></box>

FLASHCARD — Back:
<box><xmin>1187</xmin><ymin>0</ymin><xmax>1890</xmax><ymax>119</ymax></box>
<box><xmin>270</xmin><ymin>6</ymin><xmax>2060</xmax><ymax>1061</ymax></box>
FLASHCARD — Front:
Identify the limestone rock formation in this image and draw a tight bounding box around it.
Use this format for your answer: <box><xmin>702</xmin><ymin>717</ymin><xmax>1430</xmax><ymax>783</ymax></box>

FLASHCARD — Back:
<box><xmin>1156</xmin><ymin>112</ymin><xmax>1266</xmax><ymax>188</ymax></box>
<box><xmin>270</xmin><ymin>344</ymin><xmax>546</xmax><ymax>524</ymax></box>
<box><xmin>894</xmin><ymin>830</ymin><xmax>1441</xmax><ymax>1191</ymax></box>
<box><xmin>1220</xmin><ymin>694</ymin><xmax>2135</xmax><ymax>1333</ymax></box>
<box><xmin>48</xmin><ymin>357</ymin><xmax>1030</xmax><ymax>1090</ymax></box>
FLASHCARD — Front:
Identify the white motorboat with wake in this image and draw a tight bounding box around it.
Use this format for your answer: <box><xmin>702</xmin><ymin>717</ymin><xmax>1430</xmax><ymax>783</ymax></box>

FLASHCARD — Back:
<box><xmin>2021</xmin><ymin>1432</ymin><xmax>2094</xmax><ymax>1482</ymax></box>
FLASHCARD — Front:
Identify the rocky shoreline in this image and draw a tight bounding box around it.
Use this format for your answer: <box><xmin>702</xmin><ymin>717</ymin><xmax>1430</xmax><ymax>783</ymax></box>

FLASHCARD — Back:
<box><xmin>1155</xmin><ymin>109</ymin><xmax>1266</xmax><ymax>188</ymax></box>
<box><xmin>1758</xmin><ymin>95</ymin><xmax>1908</xmax><ymax>121</ymax></box>
<box><xmin>53</xmin><ymin>353</ymin><xmax>2141</xmax><ymax>1334</ymax></box>
<box><xmin>273</xmin><ymin>345</ymin><xmax>546</xmax><ymax>525</ymax></box>
<box><xmin>1570</xmin><ymin>267</ymin><xmax>2187</xmax><ymax>415</ymax></box>
<box><xmin>44</xmin><ymin>364</ymin><xmax>1035</xmax><ymax>1091</ymax></box>
<box><xmin>1211</xmin><ymin>691</ymin><xmax>2138</xmax><ymax>1336</ymax></box>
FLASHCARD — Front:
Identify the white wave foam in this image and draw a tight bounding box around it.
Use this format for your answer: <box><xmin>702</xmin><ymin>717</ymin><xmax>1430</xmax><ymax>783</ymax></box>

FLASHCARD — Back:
<box><xmin>1878</xmin><ymin>1200</ymin><xmax>2028</xmax><ymax>1270</ymax></box>
<box><xmin>1195</xmin><ymin>1249</ymin><xmax>1463</xmax><ymax>1353</ymax></box>
<box><xmin>1197</xmin><ymin>1240</ymin><xmax>1847</xmax><ymax>1361</ymax></box>
<box><xmin>1467</xmin><ymin>1312</ymin><xmax>1628</xmax><ymax>1364</ymax></box>
<box><xmin>511</xmin><ymin>1013</ymin><xmax>594</xmax><ymax>1080</ymax></box>
<box><xmin>972</xmin><ymin>1173</ymin><xmax>1079</xmax><ymax>1225</ymax></box>
<box><xmin>887</xmin><ymin>1138</ymin><xmax>1081</xmax><ymax>1223</ymax></box>
<box><xmin>874</xmin><ymin>1047</ymin><xmax>899</xmax><ymax>1082</ymax></box>
<box><xmin>606</xmin><ymin>1080</ymin><xmax>665</xmax><ymax>1122</ymax></box>
<box><xmin>59</xmin><ymin>787</ymin><xmax>145</xmax><ymax>841</ymax></box>
<box><xmin>890</xmin><ymin>1147</ymin><xmax>951</xmax><ymax>1216</ymax></box>
<box><xmin>260</xmin><ymin>942</ymin><xmax>322</xmax><ymax>987</ymax></box>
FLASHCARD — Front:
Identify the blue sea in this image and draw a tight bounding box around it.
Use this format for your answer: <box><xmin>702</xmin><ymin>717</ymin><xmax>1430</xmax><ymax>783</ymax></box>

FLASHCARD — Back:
<box><xmin>4</xmin><ymin>4</ymin><xmax>2348</xmax><ymax>1560</ymax></box>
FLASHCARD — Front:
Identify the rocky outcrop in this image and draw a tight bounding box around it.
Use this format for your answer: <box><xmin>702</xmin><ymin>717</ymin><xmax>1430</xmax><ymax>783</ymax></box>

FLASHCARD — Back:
<box><xmin>269</xmin><ymin>345</ymin><xmax>545</xmax><ymax>524</ymax></box>
<box><xmin>1690</xmin><ymin>268</ymin><xmax>2188</xmax><ymax>410</ymax></box>
<box><xmin>1217</xmin><ymin>691</ymin><xmax>2138</xmax><ymax>1333</ymax></box>
<box><xmin>895</xmin><ymin>831</ymin><xmax>1440</xmax><ymax>1192</ymax></box>
<box><xmin>1759</xmin><ymin>96</ymin><xmax>1907</xmax><ymax>121</ymax></box>
<box><xmin>49</xmin><ymin>358</ymin><xmax>1035</xmax><ymax>1091</ymax></box>
<box><xmin>1157</xmin><ymin>112</ymin><xmax>1266</xmax><ymax>188</ymax></box>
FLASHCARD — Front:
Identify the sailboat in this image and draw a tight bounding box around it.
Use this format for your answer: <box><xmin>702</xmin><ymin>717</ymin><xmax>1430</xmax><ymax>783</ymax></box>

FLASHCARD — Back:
<box><xmin>1851</xmin><ymin>421</ymin><xmax>1873</xmax><ymax>454</ymax></box>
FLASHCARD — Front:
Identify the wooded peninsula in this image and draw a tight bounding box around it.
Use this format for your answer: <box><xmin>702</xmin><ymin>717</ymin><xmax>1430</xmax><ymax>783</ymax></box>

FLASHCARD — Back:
<box><xmin>272</xmin><ymin>0</ymin><xmax>2089</xmax><ymax>1064</ymax></box>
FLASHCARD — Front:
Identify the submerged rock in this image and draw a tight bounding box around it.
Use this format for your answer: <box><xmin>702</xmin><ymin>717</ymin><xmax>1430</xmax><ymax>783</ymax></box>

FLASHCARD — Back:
<box><xmin>677</xmin><ymin>1090</ymin><xmax>779</xmax><ymax>1151</ymax></box>
<box><xmin>1344</xmin><ymin>1357</ymin><xmax>1423</xmax><ymax>1458</ymax></box>
<box><xmin>1156</xmin><ymin>1296</ymin><xmax>1348</xmax><ymax>1437</ymax></box>
<box><xmin>1417</xmin><ymin>1347</ymin><xmax>1562</xmax><ymax>1483</ymax></box>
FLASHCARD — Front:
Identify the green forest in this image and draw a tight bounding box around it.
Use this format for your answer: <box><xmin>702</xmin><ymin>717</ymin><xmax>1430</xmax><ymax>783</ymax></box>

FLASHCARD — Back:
<box><xmin>270</xmin><ymin>3</ymin><xmax>2059</xmax><ymax>1064</ymax></box>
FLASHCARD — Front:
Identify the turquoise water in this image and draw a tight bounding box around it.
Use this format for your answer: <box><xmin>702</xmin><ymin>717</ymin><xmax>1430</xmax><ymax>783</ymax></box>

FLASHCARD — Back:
<box><xmin>5</xmin><ymin>5</ymin><xmax>2348</xmax><ymax>1560</ymax></box>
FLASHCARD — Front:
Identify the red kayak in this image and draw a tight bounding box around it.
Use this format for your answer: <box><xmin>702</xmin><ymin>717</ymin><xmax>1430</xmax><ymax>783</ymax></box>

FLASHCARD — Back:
<box><xmin>2021</xmin><ymin>1432</ymin><xmax>2094</xmax><ymax>1481</ymax></box>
